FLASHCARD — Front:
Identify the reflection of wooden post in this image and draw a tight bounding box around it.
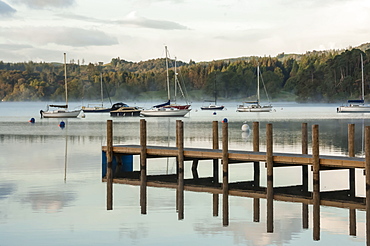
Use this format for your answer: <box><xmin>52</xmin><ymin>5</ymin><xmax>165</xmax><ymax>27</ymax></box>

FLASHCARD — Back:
<box><xmin>213</xmin><ymin>194</ymin><xmax>219</xmax><ymax>217</ymax></box>
<box><xmin>213</xmin><ymin>121</ymin><xmax>219</xmax><ymax>218</ymax></box>
<box><xmin>140</xmin><ymin>119</ymin><xmax>147</xmax><ymax>215</ymax></box>
<box><xmin>266</xmin><ymin>123</ymin><xmax>273</xmax><ymax>233</ymax></box>
<box><xmin>107</xmin><ymin>120</ymin><xmax>113</xmax><ymax>210</ymax></box>
<box><xmin>177</xmin><ymin>120</ymin><xmax>184</xmax><ymax>220</ymax></box>
<box><xmin>348</xmin><ymin>124</ymin><xmax>356</xmax><ymax>236</ymax></box>
<box><xmin>213</xmin><ymin>121</ymin><xmax>219</xmax><ymax>184</ymax></box>
<box><xmin>191</xmin><ymin>159</ymin><xmax>199</xmax><ymax>179</ymax></box>
<box><xmin>312</xmin><ymin>124</ymin><xmax>320</xmax><ymax>241</ymax></box>
<box><xmin>253</xmin><ymin>122</ymin><xmax>260</xmax><ymax>222</ymax></box>
<box><xmin>222</xmin><ymin>121</ymin><xmax>229</xmax><ymax>226</ymax></box>
<box><xmin>301</xmin><ymin>123</ymin><xmax>309</xmax><ymax>229</ymax></box>
<box><xmin>365</xmin><ymin>126</ymin><xmax>370</xmax><ymax>246</ymax></box>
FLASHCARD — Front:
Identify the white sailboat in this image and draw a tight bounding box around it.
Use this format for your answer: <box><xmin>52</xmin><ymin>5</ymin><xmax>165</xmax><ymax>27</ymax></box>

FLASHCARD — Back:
<box><xmin>201</xmin><ymin>73</ymin><xmax>224</xmax><ymax>110</ymax></box>
<box><xmin>82</xmin><ymin>73</ymin><xmax>111</xmax><ymax>112</ymax></box>
<box><xmin>337</xmin><ymin>54</ymin><xmax>370</xmax><ymax>113</ymax></box>
<box><xmin>40</xmin><ymin>53</ymin><xmax>81</xmax><ymax>118</ymax></box>
<box><xmin>237</xmin><ymin>65</ymin><xmax>272</xmax><ymax>112</ymax></box>
<box><xmin>141</xmin><ymin>46</ymin><xmax>191</xmax><ymax>117</ymax></box>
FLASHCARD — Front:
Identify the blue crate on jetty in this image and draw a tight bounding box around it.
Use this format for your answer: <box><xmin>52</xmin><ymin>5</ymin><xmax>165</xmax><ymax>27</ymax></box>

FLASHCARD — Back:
<box><xmin>101</xmin><ymin>152</ymin><xmax>133</xmax><ymax>178</ymax></box>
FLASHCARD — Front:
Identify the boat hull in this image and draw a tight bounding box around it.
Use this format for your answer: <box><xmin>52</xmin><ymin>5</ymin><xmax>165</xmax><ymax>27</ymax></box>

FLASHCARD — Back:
<box><xmin>82</xmin><ymin>107</ymin><xmax>110</xmax><ymax>113</ymax></box>
<box><xmin>201</xmin><ymin>105</ymin><xmax>224</xmax><ymax>110</ymax></box>
<box><xmin>41</xmin><ymin>109</ymin><xmax>81</xmax><ymax>118</ymax></box>
<box><xmin>237</xmin><ymin>104</ymin><xmax>272</xmax><ymax>112</ymax></box>
<box><xmin>140</xmin><ymin>108</ymin><xmax>191</xmax><ymax>117</ymax></box>
<box><xmin>337</xmin><ymin>105</ymin><xmax>370</xmax><ymax>113</ymax></box>
<box><xmin>110</xmin><ymin>107</ymin><xmax>142</xmax><ymax>117</ymax></box>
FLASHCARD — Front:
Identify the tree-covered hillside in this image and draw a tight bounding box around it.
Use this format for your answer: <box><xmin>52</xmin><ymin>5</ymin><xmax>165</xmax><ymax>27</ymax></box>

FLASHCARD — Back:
<box><xmin>1</xmin><ymin>45</ymin><xmax>370</xmax><ymax>103</ymax></box>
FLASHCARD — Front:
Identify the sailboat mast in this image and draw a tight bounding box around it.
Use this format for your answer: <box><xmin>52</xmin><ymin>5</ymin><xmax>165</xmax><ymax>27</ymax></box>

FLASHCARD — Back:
<box><xmin>174</xmin><ymin>57</ymin><xmax>177</xmax><ymax>104</ymax></box>
<box><xmin>257</xmin><ymin>65</ymin><xmax>260</xmax><ymax>104</ymax></box>
<box><xmin>165</xmin><ymin>46</ymin><xmax>170</xmax><ymax>101</ymax></box>
<box><xmin>100</xmin><ymin>73</ymin><xmax>104</xmax><ymax>106</ymax></box>
<box><xmin>361</xmin><ymin>54</ymin><xmax>365</xmax><ymax>101</ymax></box>
<box><xmin>64</xmin><ymin>53</ymin><xmax>68</xmax><ymax>108</ymax></box>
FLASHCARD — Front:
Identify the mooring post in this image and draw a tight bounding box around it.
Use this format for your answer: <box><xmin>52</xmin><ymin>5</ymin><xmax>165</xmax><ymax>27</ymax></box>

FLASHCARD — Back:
<box><xmin>177</xmin><ymin>120</ymin><xmax>184</xmax><ymax>220</ymax></box>
<box><xmin>365</xmin><ymin>126</ymin><xmax>370</xmax><ymax>246</ymax></box>
<box><xmin>348</xmin><ymin>123</ymin><xmax>356</xmax><ymax>236</ymax></box>
<box><xmin>301</xmin><ymin>123</ymin><xmax>309</xmax><ymax>229</ymax></box>
<box><xmin>266</xmin><ymin>123</ymin><xmax>274</xmax><ymax>233</ymax></box>
<box><xmin>253</xmin><ymin>121</ymin><xmax>260</xmax><ymax>223</ymax></box>
<box><xmin>213</xmin><ymin>121</ymin><xmax>220</xmax><ymax>217</ymax></box>
<box><xmin>312</xmin><ymin>124</ymin><xmax>320</xmax><ymax>241</ymax></box>
<box><xmin>140</xmin><ymin>119</ymin><xmax>147</xmax><ymax>215</ymax></box>
<box><xmin>222</xmin><ymin>121</ymin><xmax>229</xmax><ymax>226</ymax></box>
<box><xmin>106</xmin><ymin>120</ymin><xmax>113</xmax><ymax>210</ymax></box>
<box><xmin>213</xmin><ymin>121</ymin><xmax>219</xmax><ymax>183</ymax></box>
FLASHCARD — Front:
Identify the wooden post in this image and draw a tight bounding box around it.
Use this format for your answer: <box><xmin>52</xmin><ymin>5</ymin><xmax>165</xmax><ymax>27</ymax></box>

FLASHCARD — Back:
<box><xmin>106</xmin><ymin>120</ymin><xmax>113</xmax><ymax>210</ymax></box>
<box><xmin>302</xmin><ymin>123</ymin><xmax>309</xmax><ymax>229</ymax></box>
<box><xmin>213</xmin><ymin>193</ymin><xmax>219</xmax><ymax>217</ymax></box>
<box><xmin>212</xmin><ymin>121</ymin><xmax>220</xmax><ymax>218</ymax></box>
<box><xmin>177</xmin><ymin>120</ymin><xmax>184</xmax><ymax>220</ymax></box>
<box><xmin>348</xmin><ymin>123</ymin><xmax>356</xmax><ymax>236</ymax></box>
<box><xmin>222</xmin><ymin>121</ymin><xmax>229</xmax><ymax>226</ymax></box>
<box><xmin>312</xmin><ymin>124</ymin><xmax>320</xmax><ymax>241</ymax></box>
<box><xmin>365</xmin><ymin>126</ymin><xmax>370</xmax><ymax>246</ymax></box>
<box><xmin>266</xmin><ymin>123</ymin><xmax>273</xmax><ymax>233</ymax></box>
<box><xmin>140</xmin><ymin>119</ymin><xmax>147</xmax><ymax>215</ymax></box>
<box><xmin>253</xmin><ymin>122</ymin><xmax>260</xmax><ymax>223</ymax></box>
<box><xmin>213</xmin><ymin>121</ymin><xmax>219</xmax><ymax>184</ymax></box>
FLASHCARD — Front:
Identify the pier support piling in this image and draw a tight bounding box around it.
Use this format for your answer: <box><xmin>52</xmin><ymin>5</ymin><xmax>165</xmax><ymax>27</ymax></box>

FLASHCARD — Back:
<box><xmin>312</xmin><ymin>124</ymin><xmax>320</xmax><ymax>241</ymax></box>
<box><xmin>253</xmin><ymin>122</ymin><xmax>260</xmax><ymax>223</ymax></box>
<box><xmin>302</xmin><ymin>123</ymin><xmax>309</xmax><ymax>229</ymax></box>
<box><xmin>140</xmin><ymin>119</ymin><xmax>147</xmax><ymax>215</ymax></box>
<box><xmin>177</xmin><ymin>120</ymin><xmax>184</xmax><ymax>220</ymax></box>
<box><xmin>266</xmin><ymin>123</ymin><xmax>274</xmax><ymax>233</ymax></box>
<box><xmin>222</xmin><ymin>121</ymin><xmax>229</xmax><ymax>226</ymax></box>
<box><xmin>106</xmin><ymin>120</ymin><xmax>113</xmax><ymax>210</ymax></box>
<box><xmin>366</xmin><ymin>126</ymin><xmax>370</xmax><ymax>246</ymax></box>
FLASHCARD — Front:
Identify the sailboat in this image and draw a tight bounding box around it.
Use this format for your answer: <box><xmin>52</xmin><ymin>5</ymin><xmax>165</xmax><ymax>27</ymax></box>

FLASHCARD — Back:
<box><xmin>40</xmin><ymin>53</ymin><xmax>81</xmax><ymax>118</ymax></box>
<box><xmin>237</xmin><ymin>65</ymin><xmax>272</xmax><ymax>112</ymax></box>
<box><xmin>82</xmin><ymin>73</ymin><xmax>111</xmax><ymax>112</ymax></box>
<box><xmin>337</xmin><ymin>54</ymin><xmax>370</xmax><ymax>113</ymax></box>
<box><xmin>201</xmin><ymin>74</ymin><xmax>224</xmax><ymax>110</ymax></box>
<box><xmin>141</xmin><ymin>46</ymin><xmax>191</xmax><ymax>117</ymax></box>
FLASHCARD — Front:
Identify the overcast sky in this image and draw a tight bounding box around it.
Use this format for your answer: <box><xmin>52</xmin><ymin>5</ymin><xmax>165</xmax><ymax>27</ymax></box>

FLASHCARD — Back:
<box><xmin>0</xmin><ymin>0</ymin><xmax>369</xmax><ymax>64</ymax></box>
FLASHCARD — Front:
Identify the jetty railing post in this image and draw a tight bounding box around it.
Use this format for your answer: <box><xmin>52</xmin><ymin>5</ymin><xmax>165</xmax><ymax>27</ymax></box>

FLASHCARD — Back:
<box><xmin>302</xmin><ymin>123</ymin><xmax>309</xmax><ymax>229</ymax></box>
<box><xmin>140</xmin><ymin>119</ymin><xmax>147</xmax><ymax>215</ymax></box>
<box><xmin>365</xmin><ymin>126</ymin><xmax>370</xmax><ymax>246</ymax></box>
<box><xmin>348</xmin><ymin>123</ymin><xmax>356</xmax><ymax>236</ymax></box>
<box><xmin>253</xmin><ymin>122</ymin><xmax>260</xmax><ymax>222</ymax></box>
<box><xmin>177</xmin><ymin>120</ymin><xmax>184</xmax><ymax>220</ymax></box>
<box><xmin>266</xmin><ymin>123</ymin><xmax>273</xmax><ymax>233</ymax></box>
<box><xmin>213</xmin><ymin>121</ymin><xmax>219</xmax><ymax>184</ymax></box>
<box><xmin>222</xmin><ymin>121</ymin><xmax>229</xmax><ymax>226</ymax></box>
<box><xmin>106</xmin><ymin>120</ymin><xmax>113</xmax><ymax>210</ymax></box>
<box><xmin>212</xmin><ymin>121</ymin><xmax>219</xmax><ymax>217</ymax></box>
<box><xmin>312</xmin><ymin>124</ymin><xmax>320</xmax><ymax>241</ymax></box>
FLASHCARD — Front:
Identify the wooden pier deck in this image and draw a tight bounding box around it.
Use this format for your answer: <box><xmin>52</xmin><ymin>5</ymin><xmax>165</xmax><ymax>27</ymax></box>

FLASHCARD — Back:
<box><xmin>102</xmin><ymin>144</ymin><xmax>365</xmax><ymax>169</ymax></box>
<box><xmin>102</xmin><ymin>119</ymin><xmax>370</xmax><ymax>244</ymax></box>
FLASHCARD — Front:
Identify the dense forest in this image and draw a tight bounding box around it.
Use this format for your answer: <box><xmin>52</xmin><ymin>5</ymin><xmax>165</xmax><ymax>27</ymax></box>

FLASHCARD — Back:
<box><xmin>1</xmin><ymin>44</ymin><xmax>370</xmax><ymax>103</ymax></box>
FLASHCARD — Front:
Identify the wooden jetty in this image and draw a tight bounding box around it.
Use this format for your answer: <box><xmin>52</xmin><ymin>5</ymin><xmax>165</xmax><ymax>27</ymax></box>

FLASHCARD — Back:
<box><xmin>102</xmin><ymin>119</ymin><xmax>370</xmax><ymax>244</ymax></box>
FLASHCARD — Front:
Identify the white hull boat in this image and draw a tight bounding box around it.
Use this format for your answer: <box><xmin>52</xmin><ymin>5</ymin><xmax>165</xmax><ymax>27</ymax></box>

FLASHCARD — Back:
<box><xmin>140</xmin><ymin>107</ymin><xmax>191</xmax><ymax>117</ymax></box>
<box><xmin>40</xmin><ymin>53</ymin><xmax>81</xmax><ymax>118</ymax></box>
<box><xmin>337</xmin><ymin>54</ymin><xmax>370</xmax><ymax>113</ymax></box>
<box><xmin>237</xmin><ymin>65</ymin><xmax>272</xmax><ymax>113</ymax></box>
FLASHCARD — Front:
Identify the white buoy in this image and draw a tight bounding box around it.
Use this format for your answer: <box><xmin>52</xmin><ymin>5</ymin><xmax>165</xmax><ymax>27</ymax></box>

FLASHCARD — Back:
<box><xmin>241</xmin><ymin>121</ymin><xmax>250</xmax><ymax>132</ymax></box>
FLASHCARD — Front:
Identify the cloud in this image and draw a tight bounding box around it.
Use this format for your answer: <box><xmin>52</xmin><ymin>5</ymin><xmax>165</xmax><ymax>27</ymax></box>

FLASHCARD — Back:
<box><xmin>0</xmin><ymin>1</ymin><xmax>16</xmax><ymax>16</ymax></box>
<box><xmin>0</xmin><ymin>43</ymin><xmax>33</xmax><ymax>50</ymax></box>
<box><xmin>58</xmin><ymin>11</ymin><xmax>189</xmax><ymax>30</ymax></box>
<box><xmin>1</xmin><ymin>27</ymin><xmax>118</xmax><ymax>47</ymax></box>
<box><xmin>10</xmin><ymin>0</ymin><xmax>75</xmax><ymax>9</ymax></box>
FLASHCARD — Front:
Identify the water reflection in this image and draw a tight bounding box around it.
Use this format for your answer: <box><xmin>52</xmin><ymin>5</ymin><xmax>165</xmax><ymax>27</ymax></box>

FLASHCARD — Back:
<box><xmin>21</xmin><ymin>190</ymin><xmax>76</xmax><ymax>213</ymax></box>
<box><xmin>0</xmin><ymin>183</ymin><xmax>17</xmax><ymax>199</ymax></box>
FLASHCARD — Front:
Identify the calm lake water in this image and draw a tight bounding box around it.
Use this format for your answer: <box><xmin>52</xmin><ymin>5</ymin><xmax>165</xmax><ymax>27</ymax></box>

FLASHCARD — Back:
<box><xmin>0</xmin><ymin>101</ymin><xmax>369</xmax><ymax>246</ymax></box>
